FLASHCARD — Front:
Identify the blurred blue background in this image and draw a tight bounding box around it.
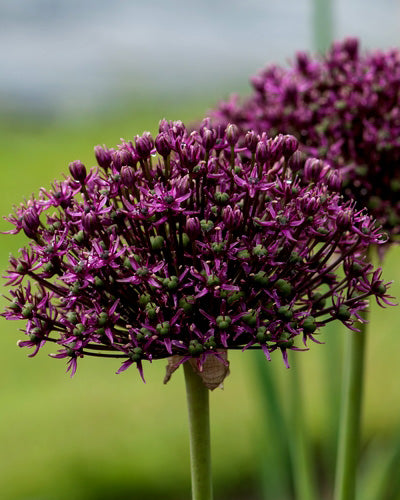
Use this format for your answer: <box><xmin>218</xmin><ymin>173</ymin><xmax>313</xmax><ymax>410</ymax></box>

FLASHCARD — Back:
<box><xmin>1</xmin><ymin>0</ymin><xmax>399</xmax><ymax>118</ymax></box>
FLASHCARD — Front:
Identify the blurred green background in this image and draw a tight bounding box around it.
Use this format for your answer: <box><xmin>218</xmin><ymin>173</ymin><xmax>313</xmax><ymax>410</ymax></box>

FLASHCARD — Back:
<box><xmin>1</xmin><ymin>1</ymin><xmax>400</xmax><ymax>499</ymax></box>
<box><xmin>1</xmin><ymin>96</ymin><xmax>399</xmax><ymax>500</ymax></box>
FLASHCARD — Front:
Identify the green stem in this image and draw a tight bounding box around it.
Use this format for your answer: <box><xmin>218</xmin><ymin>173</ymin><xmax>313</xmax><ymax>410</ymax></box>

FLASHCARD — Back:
<box><xmin>322</xmin><ymin>322</ymin><xmax>343</xmax><ymax>480</ymax></box>
<box><xmin>312</xmin><ymin>0</ymin><xmax>334</xmax><ymax>53</ymax></box>
<box><xmin>333</xmin><ymin>312</ymin><xmax>368</xmax><ymax>500</ymax></box>
<box><xmin>288</xmin><ymin>355</ymin><xmax>318</xmax><ymax>500</ymax></box>
<box><xmin>253</xmin><ymin>351</ymin><xmax>291</xmax><ymax>500</ymax></box>
<box><xmin>184</xmin><ymin>362</ymin><xmax>213</xmax><ymax>500</ymax></box>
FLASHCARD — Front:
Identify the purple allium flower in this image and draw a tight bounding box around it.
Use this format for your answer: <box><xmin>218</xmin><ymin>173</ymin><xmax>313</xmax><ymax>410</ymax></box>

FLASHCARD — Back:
<box><xmin>1</xmin><ymin>121</ymin><xmax>393</xmax><ymax>381</ymax></box>
<box><xmin>213</xmin><ymin>38</ymin><xmax>400</xmax><ymax>242</ymax></box>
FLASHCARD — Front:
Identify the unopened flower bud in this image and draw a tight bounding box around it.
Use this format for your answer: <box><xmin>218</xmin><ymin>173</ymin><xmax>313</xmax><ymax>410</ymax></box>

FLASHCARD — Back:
<box><xmin>282</xmin><ymin>135</ymin><xmax>299</xmax><ymax>159</ymax></box>
<box><xmin>199</xmin><ymin>118</ymin><xmax>212</xmax><ymax>136</ymax></box>
<box><xmin>94</xmin><ymin>146</ymin><xmax>112</xmax><ymax>170</ymax></box>
<box><xmin>343</xmin><ymin>37</ymin><xmax>359</xmax><ymax>60</ymax></box>
<box><xmin>225</xmin><ymin>124</ymin><xmax>239</xmax><ymax>146</ymax></box>
<box><xmin>135</xmin><ymin>132</ymin><xmax>154</xmax><ymax>159</ymax></box>
<box><xmin>175</xmin><ymin>175</ymin><xmax>190</xmax><ymax>194</ymax></box>
<box><xmin>171</xmin><ymin>120</ymin><xmax>185</xmax><ymax>138</ymax></box>
<box><xmin>22</xmin><ymin>208</ymin><xmax>40</xmax><ymax>239</ymax></box>
<box><xmin>158</xmin><ymin>118</ymin><xmax>169</xmax><ymax>133</ymax></box>
<box><xmin>222</xmin><ymin>206</ymin><xmax>243</xmax><ymax>229</ymax></box>
<box><xmin>336</xmin><ymin>210</ymin><xmax>352</xmax><ymax>230</ymax></box>
<box><xmin>120</xmin><ymin>166</ymin><xmax>135</xmax><ymax>187</ymax></box>
<box><xmin>283</xmin><ymin>83</ymin><xmax>298</xmax><ymax>104</ymax></box>
<box><xmin>82</xmin><ymin>213</ymin><xmax>98</xmax><ymax>233</ymax></box>
<box><xmin>251</xmin><ymin>75</ymin><xmax>265</xmax><ymax>93</ymax></box>
<box><xmin>326</xmin><ymin>170</ymin><xmax>342</xmax><ymax>192</ymax></box>
<box><xmin>269</xmin><ymin>134</ymin><xmax>285</xmax><ymax>161</ymax></box>
<box><xmin>69</xmin><ymin>161</ymin><xmax>87</xmax><ymax>183</ymax></box>
<box><xmin>288</xmin><ymin>150</ymin><xmax>307</xmax><ymax>173</ymax></box>
<box><xmin>182</xmin><ymin>143</ymin><xmax>201</xmax><ymax>168</ymax></box>
<box><xmin>213</xmin><ymin>125</ymin><xmax>227</xmax><ymax>151</ymax></box>
<box><xmin>301</xmin><ymin>195</ymin><xmax>320</xmax><ymax>216</ymax></box>
<box><xmin>304</xmin><ymin>158</ymin><xmax>325</xmax><ymax>182</ymax></box>
<box><xmin>186</xmin><ymin>217</ymin><xmax>201</xmax><ymax>238</ymax></box>
<box><xmin>255</xmin><ymin>141</ymin><xmax>269</xmax><ymax>164</ymax></box>
<box><xmin>111</xmin><ymin>151</ymin><xmax>122</xmax><ymax>172</ymax></box>
<box><xmin>119</xmin><ymin>149</ymin><xmax>135</xmax><ymax>167</ymax></box>
<box><xmin>202</xmin><ymin>128</ymin><xmax>217</xmax><ymax>151</ymax></box>
<box><xmin>244</xmin><ymin>131</ymin><xmax>259</xmax><ymax>153</ymax></box>
<box><xmin>296</xmin><ymin>51</ymin><xmax>311</xmax><ymax>75</ymax></box>
<box><xmin>155</xmin><ymin>133</ymin><xmax>172</xmax><ymax>157</ymax></box>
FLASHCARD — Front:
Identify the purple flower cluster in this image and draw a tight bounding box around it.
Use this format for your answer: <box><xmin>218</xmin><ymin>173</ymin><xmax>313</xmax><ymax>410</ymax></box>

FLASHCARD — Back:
<box><xmin>213</xmin><ymin>38</ymin><xmax>400</xmax><ymax>240</ymax></box>
<box><xmin>2</xmin><ymin>120</ymin><xmax>392</xmax><ymax>379</ymax></box>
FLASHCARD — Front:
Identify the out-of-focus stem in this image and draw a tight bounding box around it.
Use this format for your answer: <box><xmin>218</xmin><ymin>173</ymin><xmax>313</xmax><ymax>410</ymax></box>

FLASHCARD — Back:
<box><xmin>289</xmin><ymin>355</ymin><xmax>319</xmax><ymax>500</ymax></box>
<box><xmin>254</xmin><ymin>351</ymin><xmax>292</xmax><ymax>500</ymax></box>
<box><xmin>312</xmin><ymin>0</ymin><xmax>334</xmax><ymax>53</ymax></box>
<box><xmin>334</xmin><ymin>311</ymin><xmax>368</xmax><ymax>500</ymax></box>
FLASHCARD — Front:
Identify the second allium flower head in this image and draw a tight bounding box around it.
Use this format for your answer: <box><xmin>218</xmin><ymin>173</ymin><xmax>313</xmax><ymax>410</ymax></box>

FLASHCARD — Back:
<box><xmin>213</xmin><ymin>38</ymin><xmax>400</xmax><ymax>241</ymax></box>
<box><xmin>2</xmin><ymin>120</ymin><xmax>392</xmax><ymax>380</ymax></box>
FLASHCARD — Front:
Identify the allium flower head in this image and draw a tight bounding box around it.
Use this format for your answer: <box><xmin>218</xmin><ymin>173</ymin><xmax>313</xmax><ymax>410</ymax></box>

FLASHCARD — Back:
<box><xmin>213</xmin><ymin>38</ymin><xmax>400</xmax><ymax>241</ymax></box>
<box><xmin>2</xmin><ymin>120</ymin><xmax>392</xmax><ymax>381</ymax></box>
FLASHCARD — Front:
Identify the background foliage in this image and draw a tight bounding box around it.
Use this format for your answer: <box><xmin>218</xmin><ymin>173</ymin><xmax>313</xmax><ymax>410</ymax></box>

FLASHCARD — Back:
<box><xmin>0</xmin><ymin>100</ymin><xmax>399</xmax><ymax>499</ymax></box>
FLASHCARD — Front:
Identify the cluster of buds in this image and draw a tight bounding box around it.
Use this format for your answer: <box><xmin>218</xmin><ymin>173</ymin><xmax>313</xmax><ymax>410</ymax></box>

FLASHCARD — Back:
<box><xmin>2</xmin><ymin>120</ymin><xmax>393</xmax><ymax>380</ymax></box>
<box><xmin>213</xmin><ymin>38</ymin><xmax>400</xmax><ymax>241</ymax></box>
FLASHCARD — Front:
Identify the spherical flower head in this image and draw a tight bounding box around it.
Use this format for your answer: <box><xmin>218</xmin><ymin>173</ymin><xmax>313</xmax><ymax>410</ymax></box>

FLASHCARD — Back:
<box><xmin>212</xmin><ymin>38</ymin><xmax>400</xmax><ymax>243</ymax></box>
<box><xmin>2</xmin><ymin>120</ymin><xmax>393</xmax><ymax>384</ymax></box>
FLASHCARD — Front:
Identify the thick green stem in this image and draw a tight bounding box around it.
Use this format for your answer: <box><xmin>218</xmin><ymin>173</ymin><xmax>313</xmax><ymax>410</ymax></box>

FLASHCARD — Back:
<box><xmin>288</xmin><ymin>355</ymin><xmax>319</xmax><ymax>500</ymax></box>
<box><xmin>184</xmin><ymin>362</ymin><xmax>213</xmax><ymax>500</ymax></box>
<box><xmin>334</xmin><ymin>313</ymin><xmax>368</xmax><ymax>500</ymax></box>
